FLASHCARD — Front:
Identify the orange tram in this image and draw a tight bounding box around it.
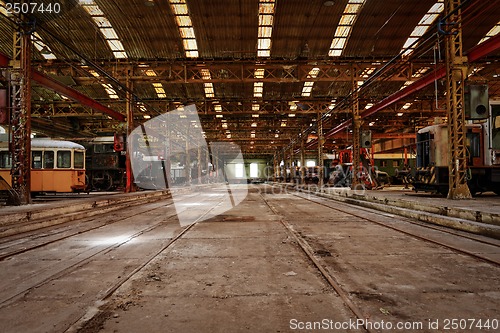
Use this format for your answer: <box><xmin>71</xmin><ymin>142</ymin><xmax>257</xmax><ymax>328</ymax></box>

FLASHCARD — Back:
<box><xmin>0</xmin><ymin>138</ymin><xmax>86</xmax><ymax>194</ymax></box>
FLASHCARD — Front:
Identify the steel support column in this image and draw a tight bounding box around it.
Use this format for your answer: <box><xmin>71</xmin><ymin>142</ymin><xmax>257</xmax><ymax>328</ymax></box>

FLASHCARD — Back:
<box><xmin>300</xmin><ymin>136</ymin><xmax>305</xmax><ymax>185</ymax></box>
<box><xmin>444</xmin><ymin>0</ymin><xmax>471</xmax><ymax>199</ymax></box>
<box><xmin>125</xmin><ymin>70</ymin><xmax>135</xmax><ymax>193</ymax></box>
<box><xmin>351</xmin><ymin>77</ymin><xmax>361</xmax><ymax>189</ymax></box>
<box><xmin>9</xmin><ymin>21</ymin><xmax>33</xmax><ymax>205</ymax></box>
<box><xmin>317</xmin><ymin>111</ymin><xmax>324</xmax><ymax>189</ymax></box>
<box><xmin>290</xmin><ymin>142</ymin><xmax>294</xmax><ymax>184</ymax></box>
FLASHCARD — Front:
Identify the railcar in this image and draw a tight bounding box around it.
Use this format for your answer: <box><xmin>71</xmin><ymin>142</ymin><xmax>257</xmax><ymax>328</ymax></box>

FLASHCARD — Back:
<box><xmin>0</xmin><ymin>138</ymin><xmax>86</xmax><ymax>194</ymax></box>
<box><xmin>412</xmin><ymin>106</ymin><xmax>500</xmax><ymax>195</ymax></box>
<box><xmin>78</xmin><ymin>135</ymin><xmax>126</xmax><ymax>191</ymax></box>
<box><xmin>372</xmin><ymin>153</ymin><xmax>416</xmax><ymax>185</ymax></box>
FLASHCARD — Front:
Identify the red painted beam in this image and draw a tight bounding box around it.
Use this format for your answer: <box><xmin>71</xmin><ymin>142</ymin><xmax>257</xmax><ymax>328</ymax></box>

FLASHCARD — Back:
<box><xmin>0</xmin><ymin>51</ymin><xmax>125</xmax><ymax>121</ymax></box>
<box><xmin>312</xmin><ymin>34</ymin><xmax>500</xmax><ymax>147</ymax></box>
<box><xmin>32</xmin><ymin>71</ymin><xmax>125</xmax><ymax>121</ymax></box>
<box><xmin>0</xmin><ymin>52</ymin><xmax>8</xmax><ymax>67</ymax></box>
<box><xmin>467</xmin><ymin>32</ymin><xmax>500</xmax><ymax>62</ymax></box>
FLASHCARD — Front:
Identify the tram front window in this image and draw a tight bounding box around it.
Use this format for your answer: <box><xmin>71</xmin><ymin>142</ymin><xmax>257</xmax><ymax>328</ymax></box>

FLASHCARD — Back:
<box><xmin>74</xmin><ymin>151</ymin><xmax>84</xmax><ymax>169</ymax></box>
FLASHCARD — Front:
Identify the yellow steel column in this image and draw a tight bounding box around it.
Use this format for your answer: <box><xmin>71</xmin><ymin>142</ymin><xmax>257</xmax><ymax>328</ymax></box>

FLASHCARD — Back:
<box><xmin>444</xmin><ymin>0</ymin><xmax>471</xmax><ymax>199</ymax></box>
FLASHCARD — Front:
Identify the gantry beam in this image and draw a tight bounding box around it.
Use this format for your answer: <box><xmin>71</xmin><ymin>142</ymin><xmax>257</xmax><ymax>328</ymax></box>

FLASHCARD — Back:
<box><xmin>36</xmin><ymin>59</ymin><xmax>437</xmax><ymax>85</ymax></box>
<box><xmin>0</xmin><ymin>52</ymin><xmax>125</xmax><ymax>121</ymax></box>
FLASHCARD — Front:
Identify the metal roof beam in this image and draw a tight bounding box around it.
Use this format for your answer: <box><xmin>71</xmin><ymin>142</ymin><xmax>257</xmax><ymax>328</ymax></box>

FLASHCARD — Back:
<box><xmin>0</xmin><ymin>51</ymin><xmax>125</xmax><ymax>121</ymax></box>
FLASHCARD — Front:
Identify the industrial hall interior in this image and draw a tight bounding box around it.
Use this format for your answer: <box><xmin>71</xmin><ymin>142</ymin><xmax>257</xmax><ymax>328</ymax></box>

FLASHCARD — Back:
<box><xmin>0</xmin><ymin>0</ymin><xmax>499</xmax><ymax>332</ymax></box>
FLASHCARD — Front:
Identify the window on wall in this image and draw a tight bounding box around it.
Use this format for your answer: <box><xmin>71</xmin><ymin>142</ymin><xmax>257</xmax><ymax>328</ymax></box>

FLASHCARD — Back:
<box><xmin>250</xmin><ymin>163</ymin><xmax>259</xmax><ymax>178</ymax></box>
<box><xmin>235</xmin><ymin>163</ymin><xmax>244</xmax><ymax>178</ymax></box>
<box><xmin>57</xmin><ymin>151</ymin><xmax>72</xmax><ymax>169</ymax></box>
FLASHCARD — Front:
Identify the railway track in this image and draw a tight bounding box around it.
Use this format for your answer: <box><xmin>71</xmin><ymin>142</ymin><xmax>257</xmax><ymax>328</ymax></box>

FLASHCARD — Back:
<box><xmin>285</xmin><ymin>188</ymin><xmax>500</xmax><ymax>266</ymax></box>
<box><xmin>0</xmin><ymin>190</ymin><xmax>175</xmax><ymax>238</ymax></box>
<box><xmin>259</xmin><ymin>184</ymin><xmax>500</xmax><ymax>332</ymax></box>
<box><xmin>66</xmin><ymin>191</ymin><xmax>227</xmax><ymax>333</ymax></box>
<box><xmin>259</xmin><ymin>192</ymin><xmax>374</xmax><ymax>333</ymax></box>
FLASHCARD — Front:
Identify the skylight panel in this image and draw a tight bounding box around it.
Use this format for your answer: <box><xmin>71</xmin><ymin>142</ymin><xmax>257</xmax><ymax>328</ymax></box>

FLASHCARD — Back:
<box><xmin>254</xmin><ymin>69</ymin><xmax>265</xmax><ymax>79</ymax></box>
<box><xmin>171</xmin><ymin>4</ymin><xmax>188</xmax><ymax>15</ymax></box>
<box><xmin>80</xmin><ymin>0</ymin><xmax>128</xmax><ymax>59</ymax></box>
<box><xmin>479</xmin><ymin>21</ymin><xmax>500</xmax><ymax>44</ymax></box>
<box><xmin>200</xmin><ymin>69</ymin><xmax>211</xmax><ymax>80</ymax></box>
<box><xmin>329</xmin><ymin>0</ymin><xmax>366</xmax><ymax>57</ymax></box>
<box><xmin>259</xmin><ymin>27</ymin><xmax>273</xmax><ymax>38</ymax></box>
<box><xmin>176</xmin><ymin>16</ymin><xmax>193</xmax><ymax>27</ymax></box>
<box><xmin>345</xmin><ymin>4</ymin><xmax>361</xmax><ymax>14</ymax></box>
<box><xmin>179</xmin><ymin>27</ymin><xmax>196</xmax><ymax>38</ymax></box>
<box><xmin>100</xmin><ymin>28</ymin><xmax>119</xmax><ymax>40</ymax></box>
<box><xmin>259</xmin><ymin>15</ymin><xmax>273</xmax><ymax>26</ymax></box>
<box><xmin>401</xmin><ymin>0</ymin><xmax>443</xmax><ymax>57</ymax></box>
<box><xmin>185</xmin><ymin>50</ymin><xmax>199</xmax><ymax>58</ymax></box>
<box><xmin>32</xmin><ymin>32</ymin><xmax>57</xmax><ymax>60</ymax></box>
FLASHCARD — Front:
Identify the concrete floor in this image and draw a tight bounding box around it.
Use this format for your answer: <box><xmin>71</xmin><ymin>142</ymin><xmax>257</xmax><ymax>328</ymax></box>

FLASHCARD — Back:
<box><xmin>0</xmin><ymin>185</ymin><xmax>499</xmax><ymax>333</ymax></box>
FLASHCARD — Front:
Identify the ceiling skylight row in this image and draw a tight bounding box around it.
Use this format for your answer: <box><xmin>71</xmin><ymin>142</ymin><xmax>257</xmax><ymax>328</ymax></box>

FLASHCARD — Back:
<box><xmin>401</xmin><ymin>0</ymin><xmax>444</xmax><ymax>57</ymax></box>
<box><xmin>253</xmin><ymin>0</ymin><xmax>276</xmax><ymax>113</ymax></box>
<box><xmin>200</xmin><ymin>69</ymin><xmax>215</xmax><ymax>98</ymax></box>
<box><xmin>257</xmin><ymin>0</ymin><xmax>276</xmax><ymax>57</ymax></box>
<box><xmin>301</xmin><ymin>67</ymin><xmax>320</xmax><ymax>97</ymax></box>
<box><xmin>328</xmin><ymin>0</ymin><xmax>366</xmax><ymax>57</ymax></box>
<box><xmin>142</xmin><ymin>69</ymin><xmax>167</xmax><ymax>99</ymax></box>
<box><xmin>169</xmin><ymin>0</ymin><xmax>199</xmax><ymax>58</ymax></box>
<box><xmin>79</xmin><ymin>0</ymin><xmax>128</xmax><ymax>59</ymax></box>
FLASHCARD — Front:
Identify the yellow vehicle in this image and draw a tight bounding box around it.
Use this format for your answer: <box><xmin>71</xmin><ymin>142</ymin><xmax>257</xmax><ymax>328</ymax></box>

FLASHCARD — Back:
<box><xmin>0</xmin><ymin>138</ymin><xmax>86</xmax><ymax>194</ymax></box>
